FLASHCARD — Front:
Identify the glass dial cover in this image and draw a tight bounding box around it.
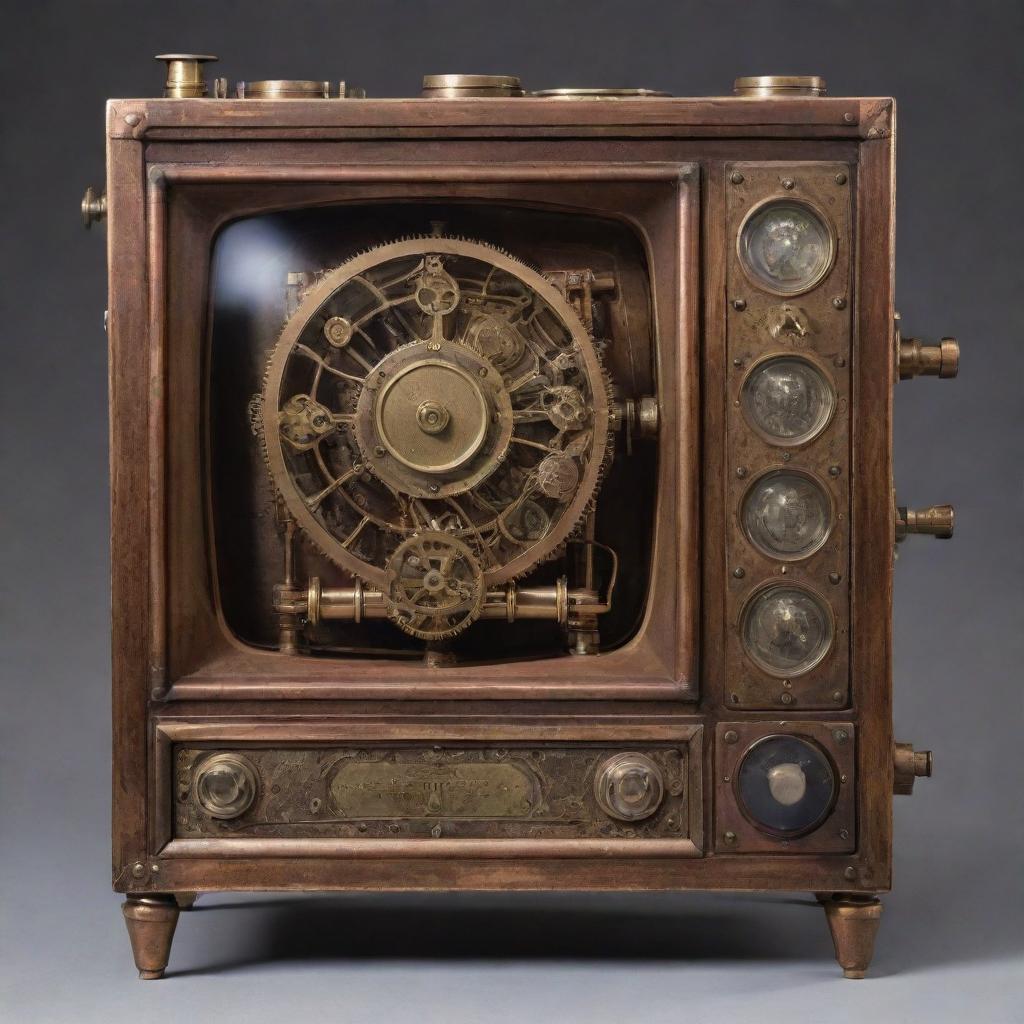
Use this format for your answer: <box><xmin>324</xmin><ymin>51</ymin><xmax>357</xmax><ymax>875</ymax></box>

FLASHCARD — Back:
<box><xmin>741</xmin><ymin>356</ymin><xmax>835</xmax><ymax>444</ymax></box>
<box><xmin>741</xmin><ymin>585</ymin><xmax>833</xmax><ymax>676</ymax></box>
<box><xmin>742</xmin><ymin>470</ymin><xmax>832</xmax><ymax>559</ymax></box>
<box><xmin>739</xmin><ymin>200</ymin><xmax>834</xmax><ymax>295</ymax></box>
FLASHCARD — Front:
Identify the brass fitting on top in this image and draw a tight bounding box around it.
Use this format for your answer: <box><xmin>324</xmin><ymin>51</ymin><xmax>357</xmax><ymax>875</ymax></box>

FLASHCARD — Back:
<box><xmin>893</xmin><ymin>743</ymin><xmax>933</xmax><ymax>795</ymax></box>
<box><xmin>155</xmin><ymin>54</ymin><xmax>218</xmax><ymax>97</ymax></box>
<box><xmin>895</xmin><ymin>504</ymin><xmax>955</xmax><ymax>541</ymax></box>
<box><xmin>894</xmin><ymin>314</ymin><xmax>959</xmax><ymax>379</ymax></box>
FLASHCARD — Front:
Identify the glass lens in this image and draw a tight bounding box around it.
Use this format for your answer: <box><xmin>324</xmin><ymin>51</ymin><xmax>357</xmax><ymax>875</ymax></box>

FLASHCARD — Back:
<box><xmin>741</xmin><ymin>356</ymin><xmax>834</xmax><ymax>444</ymax></box>
<box><xmin>739</xmin><ymin>201</ymin><xmax>833</xmax><ymax>294</ymax></box>
<box><xmin>737</xmin><ymin>735</ymin><xmax>836</xmax><ymax>835</ymax></box>
<box><xmin>742</xmin><ymin>471</ymin><xmax>831</xmax><ymax>559</ymax></box>
<box><xmin>741</xmin><ymin>586</ymin><xmax>833</xmax><ymax>675</ymax></box>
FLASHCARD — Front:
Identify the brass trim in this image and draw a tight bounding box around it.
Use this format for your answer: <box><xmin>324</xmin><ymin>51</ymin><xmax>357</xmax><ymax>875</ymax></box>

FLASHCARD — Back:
<box><xmin>738</xmin><ymin>467</ymin><xmax>836</xmax><ymax>562</ymax></box>
<box><xmin>421</xmin><ymin>74</ymin><xmax>524</xmax><ymax>98</ymax></box>
<box><xmin>240</xmin><ymin>80</ymin><xmax>331</xmax><ymax>99</ymax></box>
<box><xmin>736</xmin><ymin>195</ymin><xmax>838</xmax><ymax>298</ymax></box>
<box><xmin>154</xmin><ymin>54</ymin><xmax>217</xmax><ymax>98</ymax></box>
<box><xmin>734</xmin><ymin>75</ymin><xmax>827</xmax><ymax>97</ymax></box>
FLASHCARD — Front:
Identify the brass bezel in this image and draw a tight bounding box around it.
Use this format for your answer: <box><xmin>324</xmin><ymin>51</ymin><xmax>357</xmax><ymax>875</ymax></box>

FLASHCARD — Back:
<box><xmin>739</xmin><ymin>467</ymin><xmax>835</xmax><ymax>562</ymax></box>
<box><xmin>738</xmin><ymin>579</ymin><xmax>836</xmax><ymax>678</ymax></box>
<box><xmin>191</xmin><ymin>752</ymin><xmax>259</xmax><ymax>820</ymax></box>
<box><xmin>736</xmin><ymin>196</ymin><xmax>837</xmax><ymax>298</ymax></box>
<box><xmin>739</xmin><ymin>351</ymin><xmax>838</xmax><ymax>447</ymax></box>
<box><xmin>732</xmin><ymin>733</ymin><xmax>839</xmax><ymax>839</ymax></box>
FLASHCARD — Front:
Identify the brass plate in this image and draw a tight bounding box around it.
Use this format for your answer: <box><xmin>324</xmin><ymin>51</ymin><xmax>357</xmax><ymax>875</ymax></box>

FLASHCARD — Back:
<box><xmin>174</xmin><ymin>743</ymin><xmax>696</xmax><ymax>842</ymax></box>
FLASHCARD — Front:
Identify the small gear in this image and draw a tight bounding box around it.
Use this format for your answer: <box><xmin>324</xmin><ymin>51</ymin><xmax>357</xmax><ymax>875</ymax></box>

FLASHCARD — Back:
<box><xmin>385</xmin><ymin>531</ymin><xmax>485</xmax><ymax>641</ymax></box>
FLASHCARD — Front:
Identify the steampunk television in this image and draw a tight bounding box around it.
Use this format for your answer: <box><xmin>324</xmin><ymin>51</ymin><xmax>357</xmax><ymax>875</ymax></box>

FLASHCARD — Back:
<box><xmin>91</xmin><ymin>61</ymin><xmax>956</xmax><ymax>979</ymax></box>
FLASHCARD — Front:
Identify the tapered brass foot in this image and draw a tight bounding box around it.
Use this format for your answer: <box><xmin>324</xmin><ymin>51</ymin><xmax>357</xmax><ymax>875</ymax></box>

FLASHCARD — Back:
<box><xmin>175</xmin><ymin>892</ymin><xmax>199</xmax><ymax>910</ymax></box>
<box><xmin>122</xmin><ymin>895</ymin><xmax>179</xmax><ymax>980</ymax></box>
<box><xmin>822</xmin><ymin>895</ymin><xmax>882</xmax><ymax>979</ymax></box>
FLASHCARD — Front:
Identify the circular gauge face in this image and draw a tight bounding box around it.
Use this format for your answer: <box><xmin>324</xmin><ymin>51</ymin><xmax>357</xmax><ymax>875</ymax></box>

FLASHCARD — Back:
<box><xmin>738</xmin><ymin>200</ymin><xmax>835</xmax><ymax>295</ymax></box>
<box><xmin>736</xmin><ymin>734</ymin><xmax>837</xmax><ymax>836</ymax></box>
<box><xmin>741</xmin><ymin>356</ymin><xmax>835</xmax><ymax>445</ymax></box>
<box><xmin>741</xmin><ymin>584</ymin><xmax>834</xmax><ymax>676</ymax></box>
<box><xmin>741</xmin><ymin>470</ymin><xmax>832</xmax><ymax>559</ymax></box>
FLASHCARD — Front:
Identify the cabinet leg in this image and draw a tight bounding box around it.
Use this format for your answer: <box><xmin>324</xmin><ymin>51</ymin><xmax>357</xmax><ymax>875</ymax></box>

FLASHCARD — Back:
<box><xmin>822</xmin><ymin>895</ymin><xmax>882</xmax><ymax>979</ymax></box>
<box><xmin>175</xmin><ymin>892</ymin><xmax>199</xmax><ymax>910</ymax></box>
<box><xmin>122</xmin><ymin>895</ymin><xmax>179</xmax><ymax>980</ymax></box>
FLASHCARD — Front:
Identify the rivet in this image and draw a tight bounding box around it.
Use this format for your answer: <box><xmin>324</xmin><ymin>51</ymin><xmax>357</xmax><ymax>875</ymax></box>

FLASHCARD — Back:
<box><xmin>131</xmin><ymin>862</ymin><xmax>146</xmax><ymax>879</ymax></box>
<box><xmin>358</xmin><ymin>823</ymin><xmax>368</xmax><ymax>832</ymax></box>
<box><xmin>832</xmin><ymin>296</ymin><xmax>847</xmax><ymax>310</ymax></box>
<box><xmin>732</xmin><ymin>298</ymin><xmax>747</xmax><ymax>311</ymax></box>
<box><xmin>124</xmin><ymin>113</ymin><xmax>141</xmax><ymax>127</ymax></box>
<box><xmin>782</xmin><ymin>679</ymin><xmax>792</xmax><ymax>689</ymax></box>
<box><xmin>429</xmin><ymin>484</ymin><xmax>440</xmax><ymax>493</ymax></box>
<box><xmin>722</xmin><ymin>775</ymin><xmax>731</xmax><ymax>783</ymax></box>
<box><xmin>724</xmin><ymin>831</ymin><xmax>737</xmax><ymax>844</ymax></box>
<box><xmin>782</xmin><ymin>178</ymin><xmax>795</xmax><ymax>190</ymax></box>
<box><xmin>780</xmin><ymin>565</ymin><xmax>788</xmax><ymax>575</ymax></box>
<box><xmin>829</xmin><ymin>465</ymin><xmax>841</xmax><ymax>477</ymax></box>
<box><xmin>833</xmin><ymin>729</ymin><xmax>849</xmax><ymax>743</ymax></box>
<box><xmin>730</xmin><ymin>693</ymin><xmax>740</xmax><ymax>704</ymax></box>
<box><xmin>839</xmin><ymin>828</ymin><xmax>850</xmax><ymax>840</ymax></box>
<box><xmin>732</xmin><ymin>567</ymin><xmax>745</xmax><ymax>579</ymax></box>
<box><xmin>843</xmin><ymin>112</ymin><xmax>856</xmax><ymax>124</ymax></box>
<box><xmin>477</xmin><ymin>366</ymin><xmax>488</xmax><ymax>376</ymax></box>
<box><xmin>840</xmin><ymin>773</ymin><xmax>848</xmax><ymax>784</ymax></box>
<box><xmin>843</xmin><ymin>865</ymin><xmax>856</xmax><ymax>880</ymax></box>
<box><xmin>150</xmin><ymin>864</ymin><xmax>160</xmax><ymax>874</ymax></box>
<box><xmin>781</xmin><ymin>451</ymin><xmax>792</xmax><ymax>462</ymax></box>
<box><xmin>834</xmin><ymin>356</ymin><xmax>846</xmax><ymax>368</ymax></box>
<box><xmin>724</xmin><ymin>730</ymin><xmax>739</xmax><ymax>744</ymax></box>
<box><xmin>835</xmin><ymin>172</ymin><xmax>848</xmax><ymax>185</ymax></box>
<box><xmin>780</xmin><ymin>692</ymin><xmax>793</xmax><ymax>705</ymax></box>
<box><xmin>730</xmin><ymin>171</ymin><xmax>744</xmax><ymax>185</ymax></box>
<box><xmin>736</xmin><ymin>466</ymin><xmax>748</xmax><ymax>478</ymax></box>
<box><xmin>829</xmin><ymin>571</ymin><xmax>842</xmax><ymax>585</ymax></box>
<box><xmin>833</xmin><ymin>690</ymin><xmax>844</xmax><ymax>703</ymax></box>
<box><xmin>732</xmin><ymin>357</ymin><xmax>744</xmax><ymax>368</ymax></box>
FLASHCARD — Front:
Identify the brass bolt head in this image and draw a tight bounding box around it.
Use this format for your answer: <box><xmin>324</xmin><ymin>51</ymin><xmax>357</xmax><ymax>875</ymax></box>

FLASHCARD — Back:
<box><xmin>730</xmin><ymin>171</ymin><xmax>744</xmax><ymax>185</ymax></box>
<box><xmin>724</xmin><ymin>730</ymin><xmax>739</xmax><ymax>744</ymax></box>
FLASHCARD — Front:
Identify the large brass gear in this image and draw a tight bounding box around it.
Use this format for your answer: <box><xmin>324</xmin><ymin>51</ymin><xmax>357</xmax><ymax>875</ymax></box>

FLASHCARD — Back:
<box><xmin>261</xmin><ymin>235</ymin><xmax>611</xmax><ymax>592</ymax></box>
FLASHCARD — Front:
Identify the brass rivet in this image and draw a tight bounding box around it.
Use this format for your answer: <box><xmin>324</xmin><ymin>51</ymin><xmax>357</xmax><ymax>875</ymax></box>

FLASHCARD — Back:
<box><xmin>833</xmin><ymin>690</ymin><xmax>843</xmax><ymax>702</ymax></box>
<box><xmin>429</xmin><ymin>484</ymin><xmax>440</xmax><ymax>493</ymax></box>
<box><xmin>782</xmin><ymin>679</ymin><xmax>792</xmax><ymax>689</ymax></box>
<box><xmin>781</xmin><ymin>451</ymin><xmax>791</xmax><ymax>462</ymax></box>
<box><xmin>829</xmin><ymin>465</ymin><xmax>841</xmax><ymax>477</ymax></box>
<box><xmin>834</xmin><ymin>356</ymin><xmax>846</xmax><ymax>368</ymax></box>
<box><xmin>780</xmin><ymin>692</ymin><xmax>793</xmax><ymax>705</ymax></box>
<box><xmin>724</xmin><ymin>730</ymin><xmax>739</xmax><ymax>744</ymax></box>
<box><xmin>829</xmin><ymin>571</ymin><xmax>842</xmax><ymax>585</ymax></box>
<box><xmin>730</xmin><ymin>171</ymin><xmax>744</xmax><ymax>185</ymax></box>
<box><xmin>839</xmin><ymin>828</ymin><xmax>850</xmax><ymax>840</ymax></box>
<box><xmin>722</xmin><ymin>775</ymin><xmax>731</xmax><ymax>782</ymax></box>
<box><xmin>732</xmin><ymin>298</ymin><xmax>747</xmax><ymax>311</ymax></box>
<box><xmin>724</xmin><ymin>831</ymin><xmax>737</xmax><ymax>844</ymax></box>
<box><xmin>131</xmin><ymin>862</ymin><xmax>146</xmax><ymax>879</ymax></box>
<box><xmin>833</xmin><ymin>729</ymin><xmax>849</xmax><ymax>743</ymax></box>
<box><xmin>150</xmin><ymin>864</ymin><xmax>160</xmax><ymax>874</ymax></box>
<box><xmin>840</xmin><ymin>774</ymin><xmax>848</xmax><ymax>784</ymax></box>
<box><xmin>843</xmin><ymin>865</ymin><xmax>856</xmax><ymax>880</ymax></box>
<box><xmin>732</xmin><ymin>567</ymin><xmax>745</xmax><ymax>579</ymax></box>
<box><xmin>124</xmin><ymin>113</ymin><xmax>141</xmax><ymax>127</ymax></box>
<box><xmin>835</xmin><ymin>172</ymin><xmax>848</xmax><ymax>185</ymax></box>
<box><xmin>843</xmin><ymin>113</ymin><xmax>856</xmax><ymax>124</ymax></box>
<box><xmin>782</xmin><ymin>178</ymin><xmax>795</xmax><ymax>190</ymax></box>
<box><xmin>736</xmin><ymin>466</ymin><xmax>748</xmax><ymax>478</ymax></box>
<box><xmin>732</xmin><ymin>357</ymin><xmax>744</xmax><ymax>367</ymax></box>
<box><xmin>832</xmin><ymin>296</ymin><xmax>847</xmax><ymax>310</ymax></box>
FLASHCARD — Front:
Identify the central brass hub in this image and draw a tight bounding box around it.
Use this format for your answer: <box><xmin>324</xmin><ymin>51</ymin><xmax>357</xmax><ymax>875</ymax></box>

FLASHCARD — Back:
<box><xmin>416</xmin><ymin>399</ymin><xmax>451</xmax><ymax>435</ymax></box>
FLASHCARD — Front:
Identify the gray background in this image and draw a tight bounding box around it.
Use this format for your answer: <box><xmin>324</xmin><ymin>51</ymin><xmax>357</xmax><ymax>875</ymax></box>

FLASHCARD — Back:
<box><xmin>2</xmin><ymin>1</ymin><xmax>1022</xmax><ymax>1021</ymax></box>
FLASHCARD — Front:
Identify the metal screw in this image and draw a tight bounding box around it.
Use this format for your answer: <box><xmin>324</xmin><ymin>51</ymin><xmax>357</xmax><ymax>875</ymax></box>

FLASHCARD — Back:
<box><xmin>843</xmin><ymin>113</ymin><xmax>856</xmax><ymax>124</ymax></box>
<box><xmin>781</xmin><ymin>451</ymin><xmax>791</xmax><ymax>462</ymax></box>
<box><xmin>477</xmin><ymin>366</ymin><xmax>488</xmax><ymax>376</ymax></box>
<box><xmin>124</xmin><ymin>113</ymin><xmax>142</xmax><ymax>127</ymax></box>
<box><xmin>150</xmin><ymin>864</ymin><xmax>160</xmax><ymax>875</ymax></box>
<box><xmin>832</xmin><ymin>296</ymin><xmax>847</xmax><ymax>310</ymax></box>
<box><xmin>833</xmin><ymin>690</ymin><xmax>844</xmax><ymax>703</ymax></box>
<box><xmin>829</xmin><ymin>465</ymin><xmax>841</xmax><ymax>477</ymax></box>
<box><xmin>839</xmin><ymin>828</ymin><xmax>850</xmax><ymax>840</ymax></box>
<box><xmin>780</xmin><ymin>692</ymin><xmax>793</xmax><ymax>705</ymax></box>
<box><xmin>429</xmin><ymin>484</ymin><xmax>440</xmax><ymax>493</ymax></box>
<box><xmin>131</xmin><ymin>862</ymin><xmax>146</xmax><ymax>879</ymax></box>
<box><xmin>724</xmin><ymin>730</ymin><xmax>739</xmax><ymax>744</ymax></box>
<box><xmin>736</xmin><ymin>466</ymin><xmax>748</xmax><ymax>478</ymax></box>
<box><xmin>730</xmin><ymin>171</ymin><xmax>744</xmax><ymax>185</ymax></box>
<box><xmin>829</xmin><ymin>571</ymin><xmax>842</xmax><ymax>585</ymax></box>
<box><xmin>833</xmin><ymin>729</ymin><xmax>849</xmax><ymax>744</ymax></box>
<box><xmin>843</xmin><ymin>865</ymin><xmax>856</xmax><ymax>880</ymax></box>
<box><xmin>733</xmin><ymin>357</ymin><xmax>744</xmax><ymax>368</ymax></box>
<box><xmin>732</xmin><ymin>298</ymin><xmax>747</xmax><ymax>311</ymax></box>
<box><xmin>834</xmin><ymin>356</ymin><xmax>846</xmax><ymax>368</ymax></box>
<box><xmin>724</xmin><ymin>831</ymin><xmax>737</xmax><ymax>844</ymax></box>
<box><xmin>835</xmin><ymin>172</ymin><xmax>848</xmax><ymax>185</ymax></box>
<box><xmin>431</xmin><ymin>824</ymin><xmax>443</xmax><ymax>838</ymax></box>
<box><xmin>782</xmin><ymin>178</ymin><xmax>795</xmax><ymax>190</ymax></box>
<box><xmin>373</xmin><ymin>445</ymin><xmax>385</xmax><ymax>457</ymax></box>
<box><xmin>840</xmin><ymin>774</ymin><xmax>848</xmax><ymax>783</ymax></box>
<box><xmin>782</xmin><ymin>679</ymin><xmax>792</xmax><ymax>689</ymax></box>
<box><xmin>732</xmin><ymin>567</ymin><xmax>745</xmax><ymax>579</ymax></box>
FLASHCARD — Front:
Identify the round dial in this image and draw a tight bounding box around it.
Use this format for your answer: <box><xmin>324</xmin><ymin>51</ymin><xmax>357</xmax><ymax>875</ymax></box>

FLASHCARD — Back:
<box><xmin>741</xmin><ymin>470</ymin><xmax>832</xmax><ymax>559</ymax></box>
<box><xmin>594</xmin><ymin>753</ymin><xmax>665</xmax><ymax>822</ymax></box>
<box><xmin>736</xmin><ymin>735</ymin><xmax>837</xmax><ymax>836</ymax></box>
<box><xmin>261</xmin><ymin>237</ymin><xmax>611</xmax><ymax>593</ymax></box>
<box><xmin>738</xmin><ymin>199</ymin><xmax>835</xmax><ymax>295</ymax></box>
<box><xmin>741</xmin><ymin>356</ymin><xmax>835</xmax><ymax>445</ymax></box>
<box><xmin>193</xmin><ymin>753</ymin><xmax>258</xmax><ymax>820</ymax></box>
<box><xmin>741</xmin><ymin>584</ymin><xmax>834</xmax><ymax>676</ymax></box>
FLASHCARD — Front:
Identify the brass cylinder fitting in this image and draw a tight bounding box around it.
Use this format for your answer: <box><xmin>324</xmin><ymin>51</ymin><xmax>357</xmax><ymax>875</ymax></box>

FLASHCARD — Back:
<box><xmin>421</xmin><ymin>74</ymin><xmax>524</xmax><ymax>98</ymax></box>
<box><xmin>81</xmin><ymin>186</ymin><xmax>106</xmax><ymax>228</ymax></box>
<box><xmin>893</xmin><ymin>743</ymin><xmax>933</xmax><ymax>795</ymax></box>
<box><xmin>155</xmin><ymin>54</ymin><xmax>218</xmax><ymax>98</ymax></box>
<box><xmin>898</xmin><ymin>335</ymin><xmax>959</xmax><ymax>379</ymax></box>
<box><xmin>733</xmin><ymin>75</ymin><xmax>827</xmax><ymax>97</ymax></box>
<box><xmin>895</xmin><ymin>504</ymin><xmax>955</xmax><ymax>541</ymax></box>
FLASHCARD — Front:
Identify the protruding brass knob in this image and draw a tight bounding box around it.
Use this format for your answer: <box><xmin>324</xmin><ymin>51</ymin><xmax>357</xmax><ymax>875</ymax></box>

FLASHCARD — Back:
<box><xmin>894</xmin><ymin>313</ymin><xmax>959</xmax><ymax>379</ymax></box>
<box><xmin>733</xmin><ymin>75</ymin><xmax>827</xmax><ymax>97</ymax></box>
<box><xmin>893</xmin><ymin>743</ymin><xmax>933</xmax><ymax>795</ymax></box>
<box><xmin>193</xmin><ymin>753</ymin><xmax>258</xmax><ymax>819</ymax></box>
<box><xmin>155</xmin><ymin>54</ymin><xmax>218</xmax><ymax>98</ymax></box>
<box><xmin>594</xmin><ymin>752</ymin><xmax>664</xmax><ymax>821</ymax></box>
<box><xmin>81</xmin><ymin>186</ymin><xmax>106</xmax><ymax>228</ymax></box>
<box><xmin>895</xmin><ymin>504</ymin><xmax>955</xmax><ymax>541</ymax></box>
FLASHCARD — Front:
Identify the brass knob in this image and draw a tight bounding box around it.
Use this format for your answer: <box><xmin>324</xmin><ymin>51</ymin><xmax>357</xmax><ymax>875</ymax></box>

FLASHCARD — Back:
<box><xmin>894</xmin><ymin>314</ymin><xmax>959</xmax><ymax>379</ymax></box>
<box><xmin>893</xmin><ymin>743</ymin><xmax>933</xmax><ymax>795</ymax></box>
<box><xmin>733</xmin><ymin>75</ymin><xmax>827</xmax><ymax>97</ymax></box>
<box><xmin>895</xmin><ymin>504</ymin><xmax>955</xmax><ymax>542</ymax></box>
<box><xmin>193</xmin><ymin>753</ymin><xmax>258</xmax><ymax>819</ymax></box>
<box><xmin>594</xmin><ymin>752</ymin><xmax>664</xmax><ymax>821</ymax></box>
<box><xmin>81</xmin><ymin>186</ymin><xmax>106</xmax><ymax>228</ymax></box>
<box><xmin>155</xmin><ymin>54</ymin><xmax>218</xmax><ymax>98</ymax></box>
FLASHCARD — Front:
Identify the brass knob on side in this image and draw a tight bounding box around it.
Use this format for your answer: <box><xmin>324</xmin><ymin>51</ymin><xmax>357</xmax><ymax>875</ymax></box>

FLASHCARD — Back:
<box><xmin>81</xmin><ymin>186</ymin><xmax>106</xmax><ymax>228</ymax></box>
<box><xmin>155</xmin><ymin>54</ymin><xmax>218</xmax><ymax>97</ymax></box>
<box><xmin>894</xmin><ymin>314</ymin><xmax>959</xmax><ymax>379</ymax></box>
<box><xmin>893</xmin><ymin>743</ymin><xmax>933</xmax><ymax>795</ymax></box>
<box><xmin>895</xmin><ymin>504</ymin><xmax>955</xmax><ymax>542</ymax></box>
<box><xmin>193</xmin><ymin>753</ymin><xmax>258</xmax><ymax>819</ymax></box>
<box><xmin>594</xmin><ymin>752</ymin><xmax>664</xmax><ymax>821</ymax></box>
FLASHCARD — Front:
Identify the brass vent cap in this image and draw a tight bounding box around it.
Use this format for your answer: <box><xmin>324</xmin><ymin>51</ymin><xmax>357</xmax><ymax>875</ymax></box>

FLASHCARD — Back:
<box><xmin>734</xmin><ymin>75</ymin><xmax>827</xmax><ymax>97</ymax></box>
<box><xmin>422</xmin><ymin>74</ymin><xmax>524</xmax><ymax>97</ymax></box>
